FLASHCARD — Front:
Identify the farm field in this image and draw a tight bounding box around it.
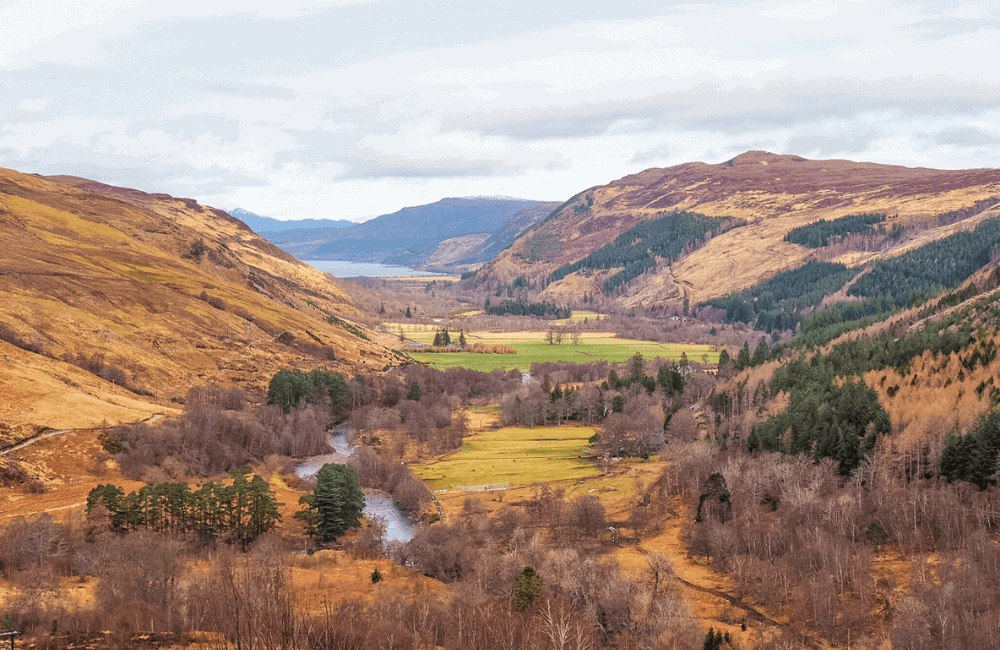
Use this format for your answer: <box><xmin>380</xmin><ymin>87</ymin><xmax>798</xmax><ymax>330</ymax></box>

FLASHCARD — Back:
<box><xmin>389</xmin><ymin>324</ymin><xmax>718</xmax><ymax>372</ymax></box>
<box><xmin>414</xmin><ymin>424</ymin><xmax>599</xmax><ymax>490</ymax></box>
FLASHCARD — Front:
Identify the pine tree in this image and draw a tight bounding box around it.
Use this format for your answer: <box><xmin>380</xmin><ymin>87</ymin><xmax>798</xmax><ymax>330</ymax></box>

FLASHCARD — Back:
<box><xmin>718</xmin><ymin>347</ymin><xmax>730</xmax><ymax>369</ymax></box>
<box><xmin>458</xmin><ymin>332</ymin><xmax>467</xmax><ymax>347</ymax></box>
<box><xmin>630</xmin><ymin>352</ymin><xmax>645</xmax><ymax>381</ymax></box>
<box><xmin>513</xmin><ymin>566</ymin><xmax>543</xmax><ymax>611</ymax></box>
<box><xmin>407</xmin><ymin>381</ymin><xmax>422</xmax><ymax>402</ymax></box>
<box><xmin>311</xmin><ymin>463</ymin><xmax>365</xmax><ymax>542</ymax></box>
<box><xmin>702</xmin><ymin>627</ymin><xmax>724</xmax><ymax>650</ymax></box>
<box><xmin>294</xmin><ymin>493</ymin><xmax>320</xmax><ymax>539</ymax></box>
<box><xmin>405</xmin><ymin>306</ymin><xmax>412</xmax><ymax>318</ymax></box>
<box><xmin>735</xmin><ymin>341</ymin><xmax>751</xmax><ymax>371</ymax></box>
<box><xmin>752</xmin><ymin>340</ymin><xmax>769</xmax><ymax>367</ymax></box>
<box><xmin>247</xmin><ymin>475</ymin><xmax>282</xmax><ymax>542</ymax></box>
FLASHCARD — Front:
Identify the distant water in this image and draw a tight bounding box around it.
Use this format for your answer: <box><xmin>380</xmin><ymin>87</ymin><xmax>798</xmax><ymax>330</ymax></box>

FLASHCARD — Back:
<box><xmin>304</xmin><ymin>260</ymin><xmax>445</xmax><ymax>278</ymax></box>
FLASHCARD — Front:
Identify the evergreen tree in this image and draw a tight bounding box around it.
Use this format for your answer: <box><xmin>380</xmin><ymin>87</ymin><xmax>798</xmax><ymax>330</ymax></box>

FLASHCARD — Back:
<box><xmin>717</xmin><ymin>347</ymin><xmax>730</xmax><ymax>370</ymax></box>
<box><xmin>630</xmin><ymin>352</ymin><xmax>645</xmax><ymax>381</ymax></box>
<box><xmin>513</xmin><ymin>566</ymin><xmax>543</xmax><ymax>611</ymax></box>
<box><xmin>657</xmin><ymin>364</ymin><xmax>685</xmax><ymax>396</ymax></box>
<box><xmin>294</xmin><ymin>493</ymin><xmax>320</xmax><ymax>539</ymax></box>
<box><xmin>405</xmin><ymin>306</ymin><xmax>412</xmax><ymax>318</ymax></box>
<box><xmin>247</xmin><ymin>475</ymin><xmax>282</xmax><ymax>543</ymax></box>
<box><xmin>752</xmin><ymin>340</ymin><xmax>769</xmax><ymax>367</ymax></box>
<box><xmin>702</xmin><ymin>627</ymin><xmax>725</xmax><ymax>650</ymax></box>
<box><xmin>458</xmin><ymin>332</ymin><xmax>467</xmax><ymax>347</ymax></box>
<box><xmin>735</xmin><ymin>342</ymin><xmax>751</xmax><ymax>371</ymax></box>
<box><xmin>407</xmin><ymin>381</ymin><xmax>422</xmax><ymax>402</ymax></box>
<box><xmin>311</xmin><ymin>463</ymin><xmax>365</xmax><ymax>542</ymax></box>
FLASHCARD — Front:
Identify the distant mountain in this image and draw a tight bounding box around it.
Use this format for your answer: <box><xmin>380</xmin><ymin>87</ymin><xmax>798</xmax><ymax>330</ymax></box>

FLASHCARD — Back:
<box><xmin>263</xmin><ymin>196</ymin><xmax>554</xmax><ymax>268</ymax></box>
<box><xmin>464</xmin><ymin>202</ymin><xmax>562</xmax><ymax>264</ymax></box>
<box><xmin>228</xmin><ymin>208</ymin><xmax>355</xmax><ymax>234</ymax></box>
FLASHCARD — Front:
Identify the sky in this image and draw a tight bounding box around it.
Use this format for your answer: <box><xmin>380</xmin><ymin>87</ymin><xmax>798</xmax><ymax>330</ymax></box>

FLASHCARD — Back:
<box><xmin>1</xmin><ymin>0</ymin><xmax>999</xmax><ymax>222</ymax></box>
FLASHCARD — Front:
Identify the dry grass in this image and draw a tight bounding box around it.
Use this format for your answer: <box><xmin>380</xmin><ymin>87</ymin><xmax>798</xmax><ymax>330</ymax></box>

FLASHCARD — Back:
<box><xmin>0</xmin><ymin>168</ymin><xmax>397</xmax><ymax>432</ymax></box>
<box><xmin>414</xmin><ymin>425</ymin><xmax>599</xmax><ymax>490</ymax></box>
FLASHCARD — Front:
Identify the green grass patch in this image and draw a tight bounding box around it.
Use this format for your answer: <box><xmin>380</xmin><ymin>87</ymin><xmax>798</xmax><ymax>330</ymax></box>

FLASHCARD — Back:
<box><xmin>401</xmin><ymin>331</ymin><xmax>717</xmax><ymax>372</ymax></box>
<box><xmin>415</xmin><ymin>425</ymin><xmax>599</xmax><ymax>489</ymax></box>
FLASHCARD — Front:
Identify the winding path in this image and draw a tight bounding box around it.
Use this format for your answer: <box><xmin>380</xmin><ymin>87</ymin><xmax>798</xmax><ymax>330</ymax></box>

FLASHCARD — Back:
<box><xmin>0</xmin><ymin>413</ymin><xmax>164</xmax><ymax>456</ymax></box>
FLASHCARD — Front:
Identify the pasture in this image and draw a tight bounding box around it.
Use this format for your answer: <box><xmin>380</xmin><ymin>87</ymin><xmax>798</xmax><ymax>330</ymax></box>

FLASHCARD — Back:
<box><xmin>414</xmin><ymin>425</ymin><xmax>599</xmax><ymax>490</ymax></box>
<box><xmin>390</xmin><ymin>323</ymin><xmax>719</xmax><ymax>372</ymax></box>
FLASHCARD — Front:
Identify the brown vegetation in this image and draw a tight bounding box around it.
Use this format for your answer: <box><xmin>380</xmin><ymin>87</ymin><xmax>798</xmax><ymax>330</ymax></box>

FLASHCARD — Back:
<box><xmin>0</xmin><ymin>167</ymin><xmax>396</xmax><ymax>433</ymax></box>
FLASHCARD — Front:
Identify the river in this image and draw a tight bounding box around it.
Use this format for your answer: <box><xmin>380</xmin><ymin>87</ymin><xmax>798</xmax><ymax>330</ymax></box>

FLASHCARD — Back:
<box><xmin>295</xmin><ymin>429</ymin><xmax>417</xmax><ymax>544</ymax></box>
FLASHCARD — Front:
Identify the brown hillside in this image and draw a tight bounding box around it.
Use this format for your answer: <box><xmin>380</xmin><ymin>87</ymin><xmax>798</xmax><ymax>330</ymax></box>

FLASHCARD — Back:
<box><xmin>0</xmin><ymin>168</ymin><xmax>395</xmax><ymax>433</ymax></box>
<box><xmin>479</xmin><ymin>151</ymin><xmax>1000</xmax><ymax>305</ymax></box>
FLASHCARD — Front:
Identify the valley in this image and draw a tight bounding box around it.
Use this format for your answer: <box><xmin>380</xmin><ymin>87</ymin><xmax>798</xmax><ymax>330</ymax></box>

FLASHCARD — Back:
<box><xmin>5</xmin><ymin>152</ymin><xmax>1000</xmax><ymax>650</ymax></box>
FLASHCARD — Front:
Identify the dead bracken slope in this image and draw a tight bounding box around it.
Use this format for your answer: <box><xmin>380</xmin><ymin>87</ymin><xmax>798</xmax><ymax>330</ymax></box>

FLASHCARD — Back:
<box><xmin>479</xmin><ymin>151</ymin><xmax>1000</xmax><ymax>305</ymax></box>
<box><xmin>0</xmin><ymin>168</ymin><xmax>395</xmax><ymax>432</ymax></box>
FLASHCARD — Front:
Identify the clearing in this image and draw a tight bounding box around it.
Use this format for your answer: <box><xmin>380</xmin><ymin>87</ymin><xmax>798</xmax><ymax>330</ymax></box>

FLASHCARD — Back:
<box><xmin>391</xmin><ymin>326</ymin><xmax>718</xmax><ymax>372</ymax></box>
<box><xmin>414</xmin><ymin>424</ymin><xmax>599</xmax><ymax>490</ymax></box>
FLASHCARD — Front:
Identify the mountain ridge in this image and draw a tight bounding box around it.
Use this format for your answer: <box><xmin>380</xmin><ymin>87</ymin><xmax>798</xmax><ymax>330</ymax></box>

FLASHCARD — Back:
<box><xmin>263</xmin><ymin>196</ymin><xmax>556</xmax><ymax>268</ymax></box>
<box><xmin>472</xmin><ymin>151</ymin><xmax>1000</xmax><ymax>307</ymax></box>
<box><xmin>227</xmin><ymin>207</ymin><xmax>356</xmax><ymax>234</ymax></box>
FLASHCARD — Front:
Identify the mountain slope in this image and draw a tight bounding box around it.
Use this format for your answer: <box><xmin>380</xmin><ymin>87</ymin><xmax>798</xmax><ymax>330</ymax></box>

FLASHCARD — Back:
<box><xmin>0</xmin><ymin>169</ymin><xmax>395</xmax><ymax>434</ymax></box>
<box><xmin>264</xmin><ymin>196</ymin><xmax>553</xmax><ymax>266</ymax></box>
<box><xmin>228</xmin><ymin>207</ymin><xmax>355</xmax><ymax>233</ymax></box>
<box><xmin>475</xmin><ymin>152</ymin><xmax>1000</xmax><ymax>307</ymax></box>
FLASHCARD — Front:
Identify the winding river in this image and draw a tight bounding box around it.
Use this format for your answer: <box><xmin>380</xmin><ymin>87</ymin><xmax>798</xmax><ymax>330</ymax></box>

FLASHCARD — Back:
<box><xmin>295</xmin><ymin>429</ymin><xmax>417</xmax><ymax>544</ymax></box>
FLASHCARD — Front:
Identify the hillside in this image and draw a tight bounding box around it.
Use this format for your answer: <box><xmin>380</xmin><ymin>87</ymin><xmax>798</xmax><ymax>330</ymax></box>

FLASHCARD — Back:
<box><xmin>264</xmin><ymin>196</ymin><xmax>553</xmax><ymax>267</ymax></box>
<box><xmin>0</xmin><ymin>169</ymin><xmax>396</xmax><ymax>436</ymax></box>
<box><xmin>474</xmin><ymin>152</ymin><xmax>1000</xmax><ymax>308</ymax></box>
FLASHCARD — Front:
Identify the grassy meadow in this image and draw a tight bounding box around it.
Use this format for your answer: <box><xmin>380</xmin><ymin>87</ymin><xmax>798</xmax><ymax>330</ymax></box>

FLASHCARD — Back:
<box><xmin>389</xmin><ymin>320</ymin><xmax>718</xmax><ymax>372</ymax></box>
<box><xmin>414</xmin><ymin>425</ymin><xmax>599</xmax><ymax>490</ymax></box>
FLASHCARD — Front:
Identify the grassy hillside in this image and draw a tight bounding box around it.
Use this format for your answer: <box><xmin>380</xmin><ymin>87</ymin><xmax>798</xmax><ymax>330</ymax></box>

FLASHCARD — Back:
<box><xmin>0</xmin><ymin>168</ymin><xmax>395</xmax><ymax>433</ymax></box>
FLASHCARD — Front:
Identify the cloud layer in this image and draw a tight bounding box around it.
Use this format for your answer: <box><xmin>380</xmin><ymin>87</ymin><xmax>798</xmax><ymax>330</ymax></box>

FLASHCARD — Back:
<box><xmin>1</xmin><ymin>0</ymin><xmax>999</xmax><ymax>220</ymax></box>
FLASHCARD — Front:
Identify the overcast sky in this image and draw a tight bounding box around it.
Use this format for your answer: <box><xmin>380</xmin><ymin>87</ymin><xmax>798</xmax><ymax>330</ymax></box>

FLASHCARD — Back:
<box><xmin>1</xmin><ymin>0</ymin><xmax>998</xmax><ymax>222</ymax></box>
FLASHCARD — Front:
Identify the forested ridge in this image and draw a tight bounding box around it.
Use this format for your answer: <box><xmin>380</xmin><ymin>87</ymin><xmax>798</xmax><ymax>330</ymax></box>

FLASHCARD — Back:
<box><xmin>703</xmin><ymin>260</ymin><xmax>858</xmax><ymax>333</ymax></box>
<box><xmin>549</xmin><ymin>211</ymin><xmax>745</xmax><ymax>293</ymax></box>
<box><xmin>848</xmin><ymin>217</ymin><xmax>1000</xmax><ymax>306</ymax></box>
<box><xmin>783</xmin><ymin>213</ymin><xmax>886</xmax><ymax>248</ymax></box>
<box><xmin>703</xmin><ymin>217</ymin><xmax>1000</xmax><ymax>338</ymax></box>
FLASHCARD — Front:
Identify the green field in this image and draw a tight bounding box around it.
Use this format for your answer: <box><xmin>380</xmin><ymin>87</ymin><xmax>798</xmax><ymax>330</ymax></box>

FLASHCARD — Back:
<box><xmin>415</xmin><ymin>425</ymin><xmax>599</xmax><ymax>490</ymax></box>
<box><xmin>391</xmin><ymin>324</ymin><xmax>718</xmax><ymax>372</ymax></box>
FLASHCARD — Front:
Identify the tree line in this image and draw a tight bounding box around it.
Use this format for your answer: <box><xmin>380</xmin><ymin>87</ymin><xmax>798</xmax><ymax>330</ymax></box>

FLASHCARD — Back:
<box><xmin>548</xmin><ymin>211</ymin><xmax>745</xmax><ymax>293</ymax></box>
<box><xmin>847</xmin><ymin>217</ymin><xmax>1000</xmax><ymax>306</ymax></box>
<box><xmin>721</xmin><ymin>302</ymin><xmax>977</xmax><ymax>475</ymax></box>
<box><xmin>703</xmin><ymin>260</ymin><xmax>858</xmax><ymax>334</ymax></box>
<box><xmin>783</xmin><ymin>213</ymin><xmax>885</xmax><ymax>248</ymax></box>
<box><xmin>485</xmin><ymin>299</ymin><xmax>571</xmax><ymax>319</ymax></box>
<box><xmin>86</xmin><ymin>470</ymin><xmax>281</xmax><ymax>545</ymax></box>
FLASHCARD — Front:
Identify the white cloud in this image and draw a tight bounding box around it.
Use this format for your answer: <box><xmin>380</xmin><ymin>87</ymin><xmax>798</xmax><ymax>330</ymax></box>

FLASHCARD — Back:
<box><xmin>760</xmin><ymin>1</ymin><xmax>841</xmax><ymax>21</ymax></box>
<box><xmin>1</xmin><ymin>1</ymin><xmax>999</xmax><ymax>221</ymax></box>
